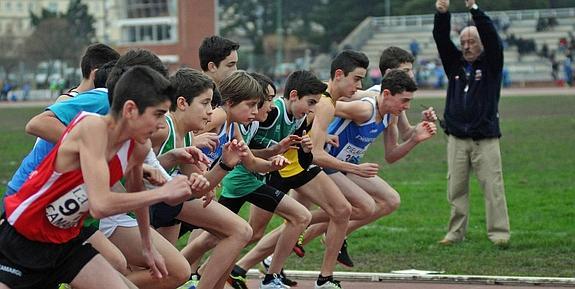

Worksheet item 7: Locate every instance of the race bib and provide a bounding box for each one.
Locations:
[45,184,89,229]
[335,143,366,164]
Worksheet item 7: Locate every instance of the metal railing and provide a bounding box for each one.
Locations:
[371,7,575,31]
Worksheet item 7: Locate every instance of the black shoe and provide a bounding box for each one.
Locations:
[337,239,354,268]
[226,271,248,289]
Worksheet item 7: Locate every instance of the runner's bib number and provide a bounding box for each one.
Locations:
[335,143,366,164]
[46,184,89,229]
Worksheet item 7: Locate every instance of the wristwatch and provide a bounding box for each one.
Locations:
[470,3,479,10]
[219,161,234,171]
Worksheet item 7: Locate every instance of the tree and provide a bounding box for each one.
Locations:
[0,32,21,82]
[23,0,96,85]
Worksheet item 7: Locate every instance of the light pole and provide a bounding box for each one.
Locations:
[275,0,283,70]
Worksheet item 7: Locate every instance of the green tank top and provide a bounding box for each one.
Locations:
[158,114,193,175]
[220,122,265,198]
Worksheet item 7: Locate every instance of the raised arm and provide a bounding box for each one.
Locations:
[468,0,504,72]
[433,0,462,77]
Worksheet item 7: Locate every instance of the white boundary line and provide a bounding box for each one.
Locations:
[247,269,575,287]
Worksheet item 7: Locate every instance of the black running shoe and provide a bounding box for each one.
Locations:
[337,239,354,268]
[226,271,248,289]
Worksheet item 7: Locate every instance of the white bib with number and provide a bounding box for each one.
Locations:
[45,184,89,229]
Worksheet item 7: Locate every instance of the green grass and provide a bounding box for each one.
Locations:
[1,95,574,277]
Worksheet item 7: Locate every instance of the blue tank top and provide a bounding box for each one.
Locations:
[326,97,390,164]
[200,120,234,167]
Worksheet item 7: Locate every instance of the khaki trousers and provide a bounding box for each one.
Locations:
[445,135,510,242]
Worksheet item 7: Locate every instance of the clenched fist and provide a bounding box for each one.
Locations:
[436,0,449,13]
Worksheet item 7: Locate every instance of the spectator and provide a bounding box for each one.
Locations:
[410,39,421,59]
[434,0,510,247]
[563,53,573,87]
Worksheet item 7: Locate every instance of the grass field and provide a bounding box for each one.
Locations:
[1,95,574,277]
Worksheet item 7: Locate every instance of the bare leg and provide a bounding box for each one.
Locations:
[109,226,190,289]
[70,255,130,289]
[178,199,252,289]
[266,195,311,274]
[155,223,181,245]
[87,230,130,276]
[345,174,400,233]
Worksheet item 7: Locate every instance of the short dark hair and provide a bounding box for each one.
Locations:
[380,69,418,95]
[106,49,168,104]
[283,70,327,99]
[111,66,174,117]
[199,36,240,71]
[249,72,276,108]
[379,46,415,73]
[211,86,222,108]
[169,68,215,111]
[219,70,262,107]
[80,43,120,79]
[330,50,369,79]
[94,60,117,88]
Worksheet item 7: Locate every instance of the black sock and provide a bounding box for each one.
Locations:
[190,271,201,280]
[263,273,276,284]
[317,274,333,285]
[232,265,247,277]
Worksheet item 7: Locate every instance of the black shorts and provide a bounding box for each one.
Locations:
[266,166,322,194]
[0,222,99,289]
[219,184,285,214]
[149,202,184,229]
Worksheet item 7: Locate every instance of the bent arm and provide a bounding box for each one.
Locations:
[311,99,357,173]
[383,116,419,164]
[25,110,66,143]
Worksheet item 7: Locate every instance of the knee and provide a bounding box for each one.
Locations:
[292,209,312,229]
[354,199,376,220]
[204,234,220,250]
[250,226,266,243]
[332,202,352,223]
[375,194,401,216]
[232,222,253,245]
[166,254,192,287]
[102,252,129,276]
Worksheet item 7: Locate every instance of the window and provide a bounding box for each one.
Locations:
[121,24,175,43]
[126,0,170,19]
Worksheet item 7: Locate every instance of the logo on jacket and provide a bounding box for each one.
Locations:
[475,69,482,81]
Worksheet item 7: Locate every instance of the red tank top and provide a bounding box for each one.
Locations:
[4,112,134,243]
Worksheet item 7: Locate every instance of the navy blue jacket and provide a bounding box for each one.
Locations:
[433,8,503,140]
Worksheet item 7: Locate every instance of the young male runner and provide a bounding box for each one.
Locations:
[0,66,192,289]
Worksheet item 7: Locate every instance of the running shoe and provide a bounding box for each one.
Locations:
[292,233,305,257]
[178,274,200,289]
[261,256,298,287]
[259,273,290,289]
[314,280,343,289]
[227,270,248,289]
[337,239,354,267]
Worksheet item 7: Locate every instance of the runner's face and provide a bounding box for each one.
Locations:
[336,67,366,97]
[212,50,238,84]
[133,100,170,144]
[292,94,320,118]
[397,62,415,79]
[229,98,259,125]
[255,85,275,122]
[184,89,213,131]
[385,90,413,115]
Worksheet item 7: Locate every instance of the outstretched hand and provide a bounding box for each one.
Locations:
[171,146,210,165]
[277,134,302,154]
[436,0,449,13]
[221,139,249,167]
